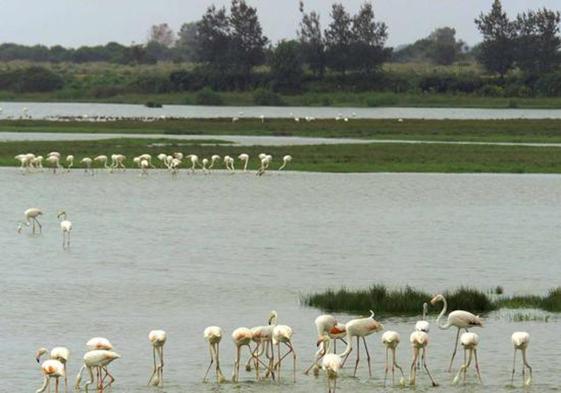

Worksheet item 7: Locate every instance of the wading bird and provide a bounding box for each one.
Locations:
[409,330,438,387]
[80,157,93,174]
[381,331,405,387]
[305,314,338,375]
[452,332,482,385]
[46,154,63,174]
[224,156,235,173]
[186,154,200,173]
[66,155,74,172]
[238,153,249,172]
[511,331,532,386]
[36,347,70,393]
[75,350,120,392]
[18,207,43,234]
[340,310,384,377]
[94,155,111,172]
[317,335,343,393]
[279,155,292,170]
[57,211,72,248]
[272,324,296,382]
[246,311,277,381]
[148,330,166,386]
[231,327,253,383]
[415,303,430,333]
[431,294,483,372]
[209,155,221,170]
[36,356,65,393]
[203,326,226,383]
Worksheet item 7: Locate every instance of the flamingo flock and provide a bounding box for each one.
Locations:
[33,299,534,393]
[14,152,293,176]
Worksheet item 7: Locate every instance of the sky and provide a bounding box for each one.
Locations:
[0,0,559,48]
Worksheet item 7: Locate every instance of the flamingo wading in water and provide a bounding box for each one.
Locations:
[18,208,43,234]
[381,331,405,387]
[511,331,532,386]
[431,294,483,372]
[452,332,482,385]
[203,326,226,383]
[36,347,69,393]
[148,330,166,386]
[75,350,120,392]
[57,211,72,248]
[36,357,65,393]
[409,330,438,387]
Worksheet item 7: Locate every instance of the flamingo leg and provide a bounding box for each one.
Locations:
[148,347,157,385]
[63,364,68,393]
[383,347,389,387]
[511,349,517,385]
[159,345,165,386]
[422,348,438,387]
[393,347,405,383]
[362,336,372,378]
[232,346,240,382]
[55,377,59,393]
[353,336,360,377]
[36,375,49,393]
[277,343,281,381]
[474,349,482,384]
[215,343,225,383]
[409,348,418,385]
[522,348,532,385]
[203,344,214,382]
[448,328,461,372]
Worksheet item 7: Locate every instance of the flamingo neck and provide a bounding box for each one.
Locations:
[436,297,450,329]
[339,334,353,358]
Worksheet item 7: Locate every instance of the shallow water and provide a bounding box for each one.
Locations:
[3,169,561,392]
[3,101,561,119]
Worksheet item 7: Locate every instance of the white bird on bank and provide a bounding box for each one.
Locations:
[279,155,292,170]
[80,157,93,174]
[65,155,74,172]
[57,210,72,248]
[209,155,221,170]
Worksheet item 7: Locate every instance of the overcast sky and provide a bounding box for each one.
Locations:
[0,0,559,48]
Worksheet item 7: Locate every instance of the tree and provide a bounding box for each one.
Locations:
[515,8,561,75]
[148,23,176,47]
[298,1,325,77]
[324,3,353,75]
[270,40,304,92]
[176,22,199,61]
[475,0,516,77]
[229,0,268,83]
[351,2,390,73]
[428,27,465,65]
[195,5,231,70]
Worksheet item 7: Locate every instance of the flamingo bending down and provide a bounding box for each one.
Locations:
[80,158,93,174]
[18,207,43,234]
[431,294,483,372]
[409,331,438,386]
[94,155,111,172]
[209,155,221,170]
[224,156,235,173]
[452,332,482,385]
[57,211,72,249]
[257,155,272,176]
[75,350,120,392]
[36,347,70,392]
[46,154,63,173]
[203,326,226,383]
[231,327,253,383]
[415,303,430,333]
[140,159,149,176]
[245,311,277,381]
[317,335,343,393]
[186,154,200,173]
[279,155,292,170]
[66,155,74,172]
[305,315,346,375]
[238,154,249,172]
[340,310,384,377]
[148,330,166,386]
[272,324,297,382]
[36,358,65,393]
[381,331,405,386]
[511,331,532,386]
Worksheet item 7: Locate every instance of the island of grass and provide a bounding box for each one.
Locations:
[3,137,561,174]
[301,285,561,316]
[4,118,561,144]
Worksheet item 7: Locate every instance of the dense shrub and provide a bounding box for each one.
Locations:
[88,85,126,98]
[130,74,171,94]
[535,71,561,97]
[195,87,224,105]
[253,88,284,106]
[0,66,65,92]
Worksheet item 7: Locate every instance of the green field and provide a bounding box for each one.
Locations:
[4,137,561,174]
[4,118,561,143]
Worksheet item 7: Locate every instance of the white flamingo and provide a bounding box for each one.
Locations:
[279,155,292,170]
[409,331,438,386]
[46,154,63,174]
[36,347,70,393]
[148,330,166,386]
[246,311,277,381]
[18,207,43,234]
[201,158,210,174]
[238,153,249,172]
[415,303,430,333]
[317,335,343,393]
[75,350,120,392]
[511,331,532,386]
[186,154,200,173]
[36,357,65,393]
[224,156,235,173]
[272,324,296,382]
[381,331,405,386]
[452,332,482,385]
[209,155,221,169]
[231,327,253,383]
[65,155,74,172]
[431,294,483,372]
[257,155,272,176]
[80,158,93,174]
[203,326,226,383]
[57,211,72,249]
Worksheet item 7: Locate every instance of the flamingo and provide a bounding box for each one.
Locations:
[305,315,345,375]
[140,159,149,176]
[36,357,65,393]
[511,331,532,386]
[231,327,253,383]
[415,303,430,333]
[36,347,70,393]
[173,152,184,160]
[15,153,33,173]
[18,207,43,234]
[209,155,221,169]
[111,154,126,172]
[169,158,182,175]
[139,153,155,168]
[133,156,141,168]
[201,158,210,174]
[317,335,343,393]
[272,324,296,382]
[224,156,235,173]
[431,294,483,372]
[452,332,482,385]
[85,337,115,387]
[257,155,272,176]
[409,331,438,386]
[57,211,72,249]
[94,155,110,172]
[148,330,166,386]
[246,311,277,381]
[66,155,74,172]
[381,331,405,387]
[279,155,292,170]
[46,154,63,174]
[32,155,44,171]
[157,153,169,168]
[203,326,226,383]
[75,350,120,392]
[186,154,200,173]
[340,310,384,377]
[80,158,93,174]
[238,153,249,172]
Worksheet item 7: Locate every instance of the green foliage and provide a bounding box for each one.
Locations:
[195,87,224,105]
[394,27,467,65]
[0,66,64,92]
[270,40,304,92]
[252,88,284,106]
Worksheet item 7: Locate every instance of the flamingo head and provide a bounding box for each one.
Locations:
[430,294,444,305]
[57,211,66,220]
[268,310,278,325]
[316,335,329,347]
[35,347,48,363]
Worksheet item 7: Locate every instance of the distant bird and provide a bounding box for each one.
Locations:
[209,155,221,170]
[259,115,265,123]
[94,155,111,172]
[224,156,235,173]
[57,211,72,248]
[32,155,44,171]
[317,335,343,393]
[36,347,70,393]
[415,303,430,333]
[201,158,210,174]
[279,155,292,170]
[139,153,155,168]
[340,310,384,377]
[18,207,43,234]
[186,154,200,173]
[173,152,184,160]
[231,327,253,383]
[66,155,74,172]
[140,159,150,176]
[157,153,169,168]
[148,330,166,387]
[409,331,438,387]
[36,356,65,393]
[111,154,126,172]
[80,157,93,174]
[272,324,296,382]
[305,314,338,375]
[452,332,482,385]
[46,154,63,174]
[431,294,483,372]
[511,331,532,386]
[238,154,249,172]
[257,155,272,176]
[75,350,120,392]
[203,326,226,383]
[381,331,405,387]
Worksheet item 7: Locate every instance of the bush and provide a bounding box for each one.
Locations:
[1,66,65,92]
[478,84,504,97]
[145,101,162,108]
[253,88,284,106]
[88,85,126,98]
[195,87,224,106]
[365,93,399,107]
[535,71,561,96]
[131,74,171,94]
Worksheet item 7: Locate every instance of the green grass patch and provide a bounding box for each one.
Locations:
[302,285,561,316]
